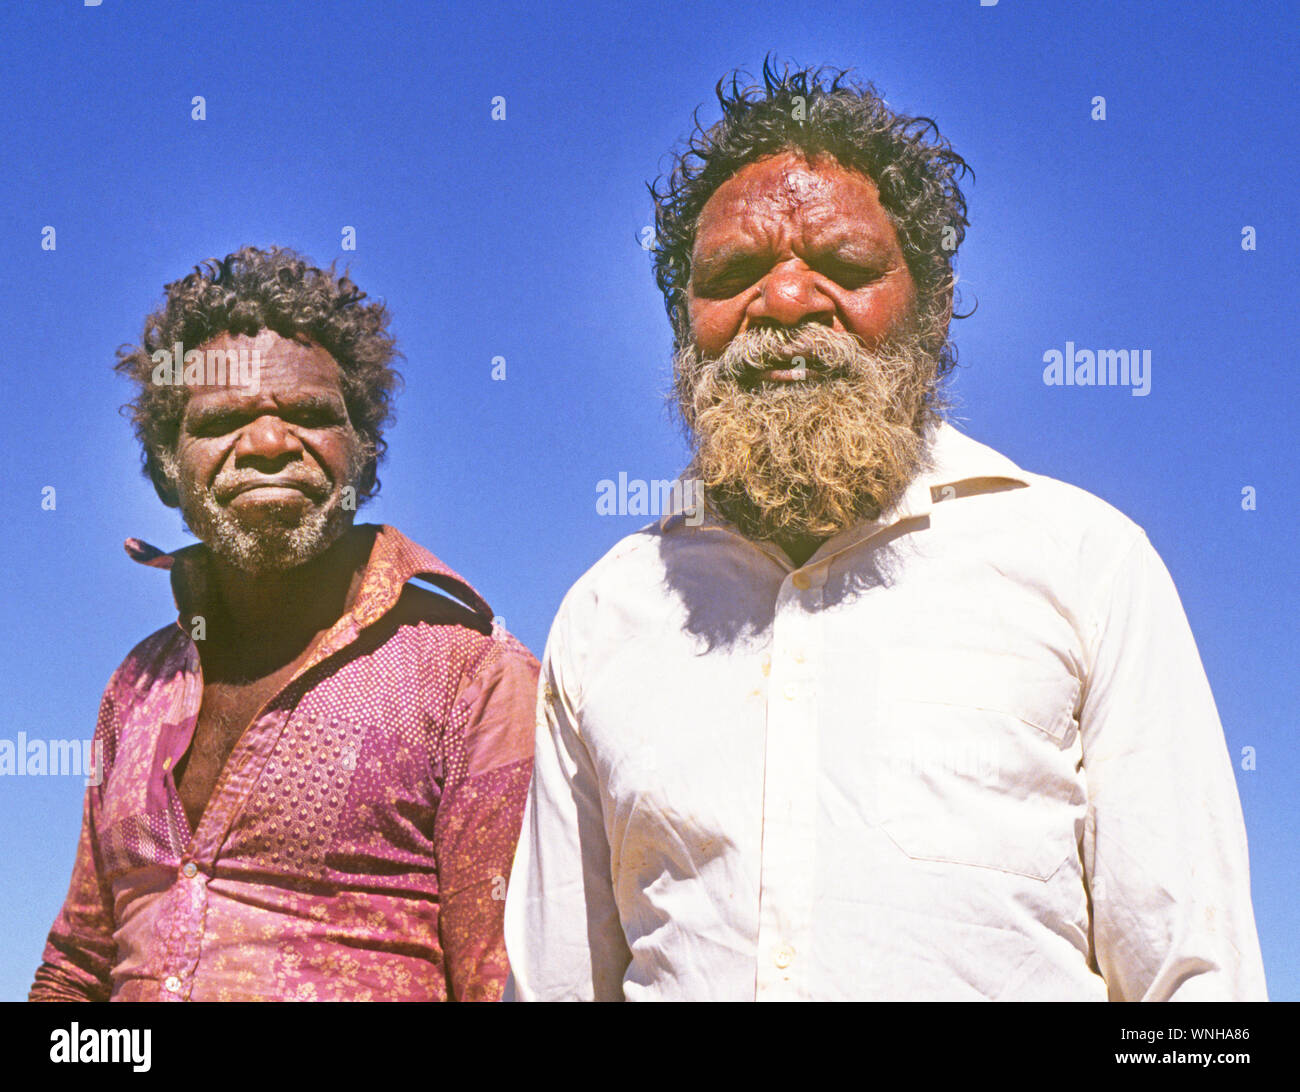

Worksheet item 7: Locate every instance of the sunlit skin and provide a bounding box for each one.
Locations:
[686,150,918,371]
[168,330,370,828]
[684,152,922,565]
[174,330,355,523]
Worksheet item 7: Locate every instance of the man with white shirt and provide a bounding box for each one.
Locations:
[504,62,1267,1001]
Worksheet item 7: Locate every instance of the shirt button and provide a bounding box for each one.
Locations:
[791,571,810,590]
[773,945,795,969]
[163,975,182,993]
[181,862,198,879]
[783,682,797,700]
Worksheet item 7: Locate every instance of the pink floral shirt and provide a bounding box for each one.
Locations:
[30,524,537,1002]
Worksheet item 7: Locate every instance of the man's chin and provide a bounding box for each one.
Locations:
[183,498,353,576]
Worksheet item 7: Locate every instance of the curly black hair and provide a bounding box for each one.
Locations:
[115,245,402,506]
[650,58,974,374]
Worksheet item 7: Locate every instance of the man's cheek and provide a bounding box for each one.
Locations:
[686,303,726,353]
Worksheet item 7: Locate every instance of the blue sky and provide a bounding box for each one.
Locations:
[0,0,1294,1000]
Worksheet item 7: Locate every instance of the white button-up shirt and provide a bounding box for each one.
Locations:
[504,422,1267,1001]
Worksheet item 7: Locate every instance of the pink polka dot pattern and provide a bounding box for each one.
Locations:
[29,524,538,1003]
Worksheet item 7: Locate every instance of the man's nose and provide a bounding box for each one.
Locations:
[234,415,304,465]
[747,261,834,329]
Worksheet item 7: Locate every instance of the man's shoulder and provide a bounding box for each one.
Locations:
[387,581,539,678]
[122,623,189,676]
[992,462,1144,543]
[97,623,191,717]
[550,523,670,621]
[362,521,535,655]
[939,426,1148,562]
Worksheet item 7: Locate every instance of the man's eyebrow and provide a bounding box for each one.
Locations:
[278,393,347,413]
[691,243,770,272]
[184,393,346,425]
[694,229,892,267]
[813,222,900,258]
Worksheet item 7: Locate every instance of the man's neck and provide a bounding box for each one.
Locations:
[774,533,827,569]
[200,524,374,677]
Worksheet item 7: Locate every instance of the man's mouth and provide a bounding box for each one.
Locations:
[737,359,838,387]
[222,478,323,502]
[750,366,810,382]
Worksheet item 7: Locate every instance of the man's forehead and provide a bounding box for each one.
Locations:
[203,329,336,364]
[183,331,344,404]
[185,372,339,401]
[750,156,844,207]
[694,152,890,249]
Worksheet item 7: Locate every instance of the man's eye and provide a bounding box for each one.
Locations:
[820,261,884,289]
[698,267,761,296]
[189,415,243,436]
[187,409,343,435]
[290,409,344,428]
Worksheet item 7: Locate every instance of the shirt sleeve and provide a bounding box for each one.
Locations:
[29,673,121,1002]
[503,606,632,1001]
[1079,530,1268,1001]
[435,638,537,1001]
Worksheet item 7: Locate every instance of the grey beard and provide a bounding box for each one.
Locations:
[672,322,945,542]
[162,451,361,575]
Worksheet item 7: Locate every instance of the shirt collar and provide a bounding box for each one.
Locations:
[884,419,1029,524]
[123,522,494,631]
[659,420,1030,551]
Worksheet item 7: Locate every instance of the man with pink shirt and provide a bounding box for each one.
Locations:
[30,246,536,1001]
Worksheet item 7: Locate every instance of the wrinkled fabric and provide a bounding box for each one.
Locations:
[32,524,537,1002]
[505,423,1267,1001]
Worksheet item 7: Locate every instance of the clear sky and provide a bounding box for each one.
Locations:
[0,0,1294,1000]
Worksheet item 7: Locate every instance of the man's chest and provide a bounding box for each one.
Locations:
[578,556,1090,883]
[98,633,456,875]
[175,666,300,830]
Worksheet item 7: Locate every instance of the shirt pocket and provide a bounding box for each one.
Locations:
[866,649,1085,881]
